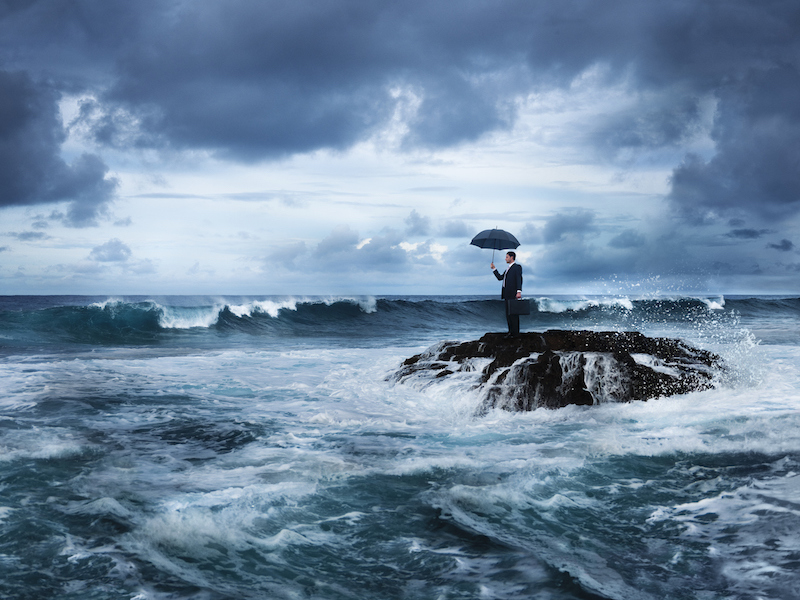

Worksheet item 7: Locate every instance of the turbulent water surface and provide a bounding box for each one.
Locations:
[1,295,799,600]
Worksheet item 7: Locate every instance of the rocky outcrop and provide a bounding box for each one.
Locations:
[391,330,722,412]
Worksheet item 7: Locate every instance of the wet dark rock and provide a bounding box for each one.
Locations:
[391,331,723,412]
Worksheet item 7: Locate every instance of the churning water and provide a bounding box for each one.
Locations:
[1,295,798,599]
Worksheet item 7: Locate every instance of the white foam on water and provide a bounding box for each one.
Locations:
[115,295,382,329]
[3,323,798,598]
[0,428,86,462]
[535,296,634,313]
[322,295,378,314]
[157,303,223,328]
[699,295,726,310]
[64,497,135,519]
[229,298,299,318]
[647,457,800,596]
[629,353,681,376]
[225,295,378,319]
[89,297,126,310]
[0,507,14,524]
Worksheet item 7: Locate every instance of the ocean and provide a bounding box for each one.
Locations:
[0,294,798,600]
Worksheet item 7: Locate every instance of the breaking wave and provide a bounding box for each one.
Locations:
[0,294,796,349]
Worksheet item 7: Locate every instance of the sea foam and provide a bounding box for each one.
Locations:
[535,296,634,313]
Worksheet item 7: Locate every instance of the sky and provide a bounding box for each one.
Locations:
[1,0,799,296]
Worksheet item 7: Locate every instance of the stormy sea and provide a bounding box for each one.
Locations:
[1,294,798,600]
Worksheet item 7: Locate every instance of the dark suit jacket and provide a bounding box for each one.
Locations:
[493,262,522,300]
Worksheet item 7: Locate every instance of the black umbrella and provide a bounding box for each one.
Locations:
[470,228,520,261]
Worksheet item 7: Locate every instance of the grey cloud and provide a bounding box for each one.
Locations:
[438,220,471,238]
[127,258,156,274]
[542,210,596,244]
[0,246,8,252]
[315,225,360,257]
[726,228,772,239]
[3,0,793,161]
[312,226,410,272]
[9,231,50,241]
[0,70,118,225]
[89,238,132,262]
[768,239,794,251]
[609,229,646,249]
[2,0,800,225]
[520,213,598,246]
[270,240,308,269]
[590,95,706,160]
[669,66,800,221]
[356,231,409,269]
[519,223,544,245]
[405,210,431,236]
[407,240,443,266]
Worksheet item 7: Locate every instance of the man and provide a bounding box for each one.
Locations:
[491,251,523,336]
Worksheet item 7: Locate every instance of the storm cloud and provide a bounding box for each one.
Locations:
[0,70,118,226]
[669,66,800,222]
[768,239,794,252]
[1,0,799,292]
[1,1,796,164]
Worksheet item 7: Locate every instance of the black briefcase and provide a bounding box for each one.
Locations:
[508,298,531,315]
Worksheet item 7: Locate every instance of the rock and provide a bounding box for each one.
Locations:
[391,330,723,412]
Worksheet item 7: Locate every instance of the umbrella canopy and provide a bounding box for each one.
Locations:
[470,228,520,250]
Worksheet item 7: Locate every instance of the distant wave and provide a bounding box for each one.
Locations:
[0,294,797,348]
[89,296,380,330]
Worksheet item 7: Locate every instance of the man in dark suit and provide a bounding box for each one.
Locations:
[491,251,523,336]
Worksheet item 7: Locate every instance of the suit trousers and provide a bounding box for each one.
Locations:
[504,299,520,335]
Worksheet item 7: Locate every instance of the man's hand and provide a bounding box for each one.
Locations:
[516,291,522,299]
[490,262,495,270]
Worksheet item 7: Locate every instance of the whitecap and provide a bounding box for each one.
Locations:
[89,297,126,310]
[535,296,633,313]
[158,303,223,328]
[699,295,726,310]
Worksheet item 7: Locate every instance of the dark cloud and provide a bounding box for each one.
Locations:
[2,0,795,164]
[725,228,772,239]
[768,239,794,251]
[438,220,472,238]
[405,210,431,236]
[89,238,131,262]
[609,229,646,249]
[9,231,50,241]
[669,66,800,221]
[2,0,800,243]
[0,70,118,225]
[519,223,544,245]
[520,212,598,246]
[542,210,596,244]
[590,95,706,161]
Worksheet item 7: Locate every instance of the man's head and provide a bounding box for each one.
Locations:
[505,251,516,263]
